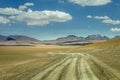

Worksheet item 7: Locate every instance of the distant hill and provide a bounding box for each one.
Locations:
[56,35,84,42]
[0,35,6,41]
[85,34,109,40]
[0,35,40,46]
[6,35,40,42]
[57,34,109,42]
[113,35,120,39]
[41,34,110,45]
[0,34,119,46]
[0,35,40,42]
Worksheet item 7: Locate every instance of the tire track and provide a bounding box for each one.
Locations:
[80,57,90,80]
[80,57,99,80]
[76,55,82,80]
[31,56,70,80]
[30,53,120,80]
[43,58,72,80]
[61,55,78,80]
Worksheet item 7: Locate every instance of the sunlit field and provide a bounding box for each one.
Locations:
[0,38,120,80]
[0,45,76,79]
[1,0,120,79]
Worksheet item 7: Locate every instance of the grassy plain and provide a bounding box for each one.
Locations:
[0,38,120,79]
[71,38,120,73]
[0,45,76,79]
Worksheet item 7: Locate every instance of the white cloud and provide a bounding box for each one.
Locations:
[0,16,10,24]
[9,9,72,26]
[68,0,111,6]
[94,16,109,20]
[86,15,92,19]
[111,28,120,32]
[0,8,22,15]
[24,2,34,6]
[0,2,72,26]
[19,2,34,11]
[87,15,120,25]
[102,19,120,25]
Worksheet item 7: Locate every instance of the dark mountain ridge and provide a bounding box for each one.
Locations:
[0,35,41,46]
[0,35,40,42]
[41,34,111,45]
[0,34,119,45]
[85,34,109,40]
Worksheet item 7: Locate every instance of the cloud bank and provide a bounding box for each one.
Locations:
[9,9,72,26]
[87,15,120,25]
[0,2,72,26]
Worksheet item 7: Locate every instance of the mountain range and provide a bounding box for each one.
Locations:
[0,34,120,45]
[42,34,111,45]
[0,35,39,41]
[0,35,40,46]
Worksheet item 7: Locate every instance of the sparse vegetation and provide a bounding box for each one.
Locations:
[0,38,120,80]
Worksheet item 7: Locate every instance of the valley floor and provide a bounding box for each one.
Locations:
[1,52,120,80]
[31,53,120,80]
[0,42,120,80]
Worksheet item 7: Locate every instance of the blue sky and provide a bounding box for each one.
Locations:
[0,0,120,40]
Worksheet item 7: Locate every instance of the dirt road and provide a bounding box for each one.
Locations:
[31,53,120,80]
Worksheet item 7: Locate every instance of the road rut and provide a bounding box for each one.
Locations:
[31,53,120,80]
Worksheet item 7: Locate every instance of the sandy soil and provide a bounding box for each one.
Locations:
[30,53,120,80]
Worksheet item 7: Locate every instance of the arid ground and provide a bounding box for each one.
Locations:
[0,38,120,80]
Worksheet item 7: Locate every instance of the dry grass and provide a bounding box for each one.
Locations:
[57,38,120,72]
[0,45,75,79]
[0,45,74,64]
[0,38,120,79]
[77,38,120,73]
